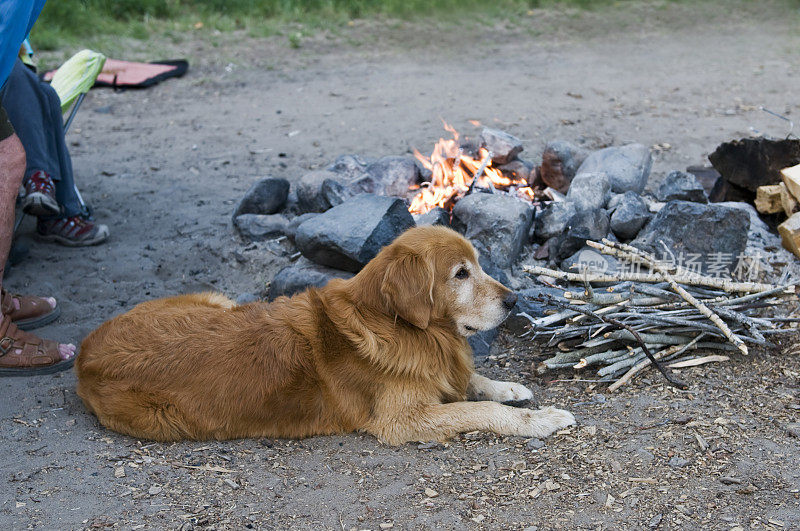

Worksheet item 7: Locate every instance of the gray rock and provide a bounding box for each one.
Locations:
[295,194,415,272]
[283,188,299,214]
[468,328,499,359]
[284,213,318,242]
[232,177,290,218]
[566,172,611,212]
[268,257,354,300]
[534,201,577,241]
[452,193,534,269]
[312,155,423,204]
[326,154,385,195]
[557,209,610,260]
[413,207,450,227]
[497,159,534,182]
[233,214,289,241]
[346,173,385,195]
[668,456,690,468]
[320,178,355,208]
[561,246,620,274]
[526,439,545,450]
[366,156,422,197]
[606,193,626,212]
[717,201,782,250]
[610,191,651,240]
[686,165,721,194]
[539,236,561,266]
[576,143,653,193]
[479,128,523,165]
[478,254,510,286]
[235,292,260,305]
[648,514,663,529]
[656,170,708,203]
[295,170,342,213]
[505,286,563,335]
[717,202,800,278]
[540,140,590,193]
[327,154,370,179]
[631,201,750,274]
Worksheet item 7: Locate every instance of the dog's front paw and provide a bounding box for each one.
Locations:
[500,381,534,403]
[517,406,576,439]
[483,380,534,403]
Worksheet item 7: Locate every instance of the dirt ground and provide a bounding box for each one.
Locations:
[2,3,800,529]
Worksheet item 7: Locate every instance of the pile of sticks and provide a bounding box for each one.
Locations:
[521,239,799,391]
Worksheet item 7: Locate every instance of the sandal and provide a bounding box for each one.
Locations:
[1,289,61,330]
[0,314,75,376]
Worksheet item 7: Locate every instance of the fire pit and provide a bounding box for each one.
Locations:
[408,123,538,214]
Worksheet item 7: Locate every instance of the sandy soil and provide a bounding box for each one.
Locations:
[2,4,800,529]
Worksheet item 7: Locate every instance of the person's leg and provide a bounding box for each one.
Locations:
[0,108,26,284]
[41,72,82,217]
[36,84,110,245]
[0,105,75,369]
[1,60,59,183]
[3,60,109,245]
[1,60,60,216]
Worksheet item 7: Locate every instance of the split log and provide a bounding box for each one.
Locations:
[752,181,798,217]
[781,183,799,217]
[755,184,784,214]
[778,212,800,259]
[781,163,800,201]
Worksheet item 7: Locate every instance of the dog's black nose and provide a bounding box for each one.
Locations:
[502,292,517,310]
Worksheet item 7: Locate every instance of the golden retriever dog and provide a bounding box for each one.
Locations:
[77,226,575,444]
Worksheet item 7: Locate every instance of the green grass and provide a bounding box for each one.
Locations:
[29,0,800,55]
[27,0,644,50]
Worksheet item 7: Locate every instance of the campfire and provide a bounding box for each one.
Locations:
[408,123,538,215]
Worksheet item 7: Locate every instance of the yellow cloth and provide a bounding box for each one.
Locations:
[48,49,106,113]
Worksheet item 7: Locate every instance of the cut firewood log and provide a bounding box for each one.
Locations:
[781,183,799,217]
[755,184,784,214]
[782,163,800,201]
[778,211,800,259]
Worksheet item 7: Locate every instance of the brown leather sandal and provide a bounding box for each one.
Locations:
[1,289,61,331]
[0,314,74,376]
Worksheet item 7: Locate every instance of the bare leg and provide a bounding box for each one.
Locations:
[0,133,74,360]
[0,133,25,284]
[467,373,534,403]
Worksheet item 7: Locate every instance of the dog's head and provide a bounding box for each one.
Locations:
[371,226,517,336]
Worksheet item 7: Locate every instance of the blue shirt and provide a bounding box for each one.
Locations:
[0,0,46,88]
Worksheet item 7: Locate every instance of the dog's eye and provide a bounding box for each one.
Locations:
[455,267,469,279]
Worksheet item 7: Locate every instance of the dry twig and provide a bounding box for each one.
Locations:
[588,240,748,355]
[536,294,688,389]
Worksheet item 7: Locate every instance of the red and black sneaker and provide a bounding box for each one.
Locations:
[37,215,110,247]
[22,170,60,216]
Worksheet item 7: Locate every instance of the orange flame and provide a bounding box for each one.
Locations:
[409,123,531,214]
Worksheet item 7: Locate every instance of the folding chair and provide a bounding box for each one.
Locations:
[46,48,106,217]
[13,47,106,232]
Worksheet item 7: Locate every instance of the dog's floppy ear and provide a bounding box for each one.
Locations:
[380,246,434,329]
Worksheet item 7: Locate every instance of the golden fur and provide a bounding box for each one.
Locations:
[77,226,574,444]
